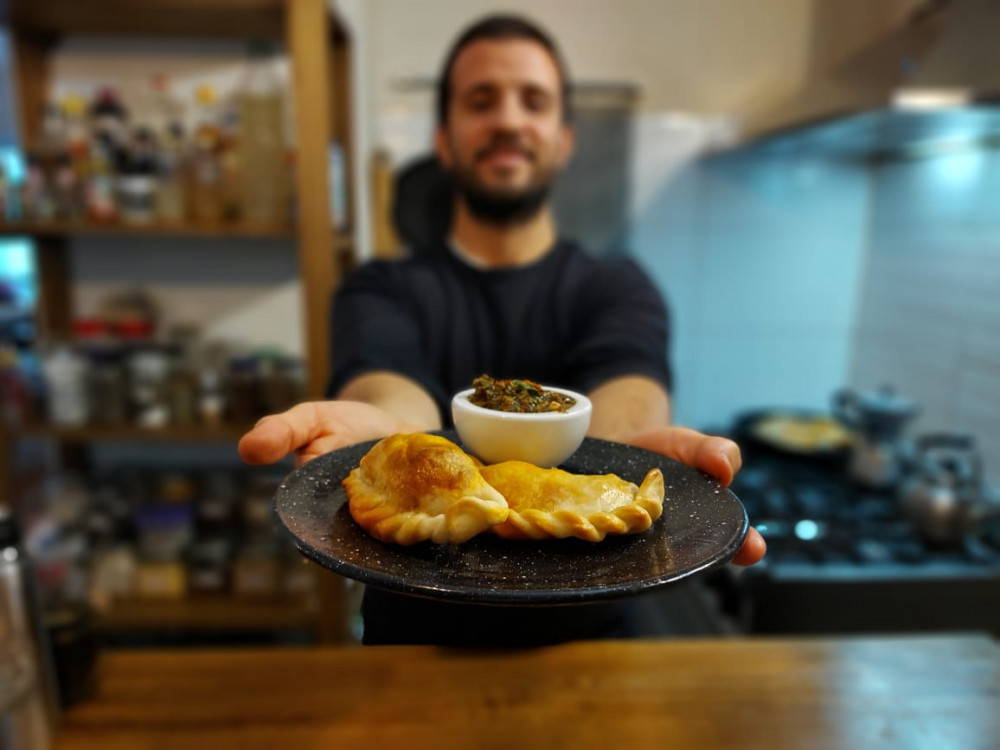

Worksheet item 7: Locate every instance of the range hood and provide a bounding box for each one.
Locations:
[729,0,1000,160]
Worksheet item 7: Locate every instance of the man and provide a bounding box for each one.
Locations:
[240,14,765,645]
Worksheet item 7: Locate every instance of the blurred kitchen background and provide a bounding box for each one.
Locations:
[2,0,1000,711]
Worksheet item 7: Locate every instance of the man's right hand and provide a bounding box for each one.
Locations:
[240,373,443,467]
[238,400,423,467]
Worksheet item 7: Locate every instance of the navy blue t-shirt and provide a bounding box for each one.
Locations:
[327,240,673,646]
[329,239,672,419]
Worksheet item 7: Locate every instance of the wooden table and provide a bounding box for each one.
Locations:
[55,634,1000,750]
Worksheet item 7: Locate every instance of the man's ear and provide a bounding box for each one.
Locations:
[434,127,453,168]
[556,124,576,168]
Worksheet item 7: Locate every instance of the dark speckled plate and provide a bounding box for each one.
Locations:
[273,430,749,606]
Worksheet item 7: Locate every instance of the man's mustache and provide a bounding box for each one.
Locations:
[474,136,536,163]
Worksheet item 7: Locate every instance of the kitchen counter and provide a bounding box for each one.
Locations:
[55,634,1000,750]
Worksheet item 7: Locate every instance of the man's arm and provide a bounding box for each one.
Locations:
[586,374,671,442]
[336,371,443,431]
[239,371,441,467]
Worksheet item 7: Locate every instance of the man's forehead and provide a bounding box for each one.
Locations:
[449,38,561,93]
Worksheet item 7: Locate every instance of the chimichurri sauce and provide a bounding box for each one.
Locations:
[469,375,576,414]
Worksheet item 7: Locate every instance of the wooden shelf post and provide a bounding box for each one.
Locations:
[286,0,349,644]
[287,0,339,402]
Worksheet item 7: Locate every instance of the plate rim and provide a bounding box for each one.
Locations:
[273,432,750,606]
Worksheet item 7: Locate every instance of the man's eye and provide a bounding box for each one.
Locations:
[524,91,552,112]
[466,96,494,112]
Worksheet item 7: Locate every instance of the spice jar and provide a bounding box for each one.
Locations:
[126,347,169,429]
[226,355,260,423]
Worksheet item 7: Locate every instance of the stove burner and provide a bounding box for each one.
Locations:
[733,457,1000,572]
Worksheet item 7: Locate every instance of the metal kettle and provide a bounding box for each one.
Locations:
[833,385,921,489]
[898,433,1000,547]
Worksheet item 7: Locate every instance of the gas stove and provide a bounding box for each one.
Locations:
[721,454,1000,637]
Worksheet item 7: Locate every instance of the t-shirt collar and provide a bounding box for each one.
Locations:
[447,237,491,269]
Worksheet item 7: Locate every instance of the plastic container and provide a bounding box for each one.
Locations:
[236,41,288,224]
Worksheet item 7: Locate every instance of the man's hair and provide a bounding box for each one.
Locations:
[435,14,573,126]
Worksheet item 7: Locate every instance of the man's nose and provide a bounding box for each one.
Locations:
[491,93,528,130]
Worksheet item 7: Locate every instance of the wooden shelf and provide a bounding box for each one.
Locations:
[18,422,257,443]
[0,219,296,240]
[6,0,287,39]
[94,595,317,632]
[3,0,352,642]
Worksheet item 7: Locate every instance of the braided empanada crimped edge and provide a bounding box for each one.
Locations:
[344,467,509,545]
[491,468,665,542]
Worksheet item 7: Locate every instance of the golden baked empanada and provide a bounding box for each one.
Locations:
[343,433,509,545]
[480,461,664,542]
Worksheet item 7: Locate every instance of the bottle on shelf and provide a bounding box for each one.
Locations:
[146,75,188,223]
[116,127,159,226]
[225,354,260,424]
[87,88,128,165]
[235,40,288,225]
[155,121,189,223]
[187,85,225,224]
[145,74,185,145]
[61,95,91,189]
[218,91,243,222]
[74,317,128,426]
[86,90,129,222]
[21,154,56,222]
[197,365,226,428]
[52,152,85,221]
[27,103,77,221]
[85,135,118,223]
[165,346,199,427]
[39,343,89,427]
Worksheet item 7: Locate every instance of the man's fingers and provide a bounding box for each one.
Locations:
[627,426,742,486]
[238,402,325,465]
[238,416,294,464]
[731,527,767,566]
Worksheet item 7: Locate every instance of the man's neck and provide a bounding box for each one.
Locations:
[450,201,556,268]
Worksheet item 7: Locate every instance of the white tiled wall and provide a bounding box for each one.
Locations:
[631,116,870,430]
[852,149,1000,484]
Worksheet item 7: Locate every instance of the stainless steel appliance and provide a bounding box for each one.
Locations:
[833,386,920,489]
[899,433,1000,546]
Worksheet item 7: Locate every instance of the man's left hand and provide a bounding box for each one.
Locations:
[626,426,766,566]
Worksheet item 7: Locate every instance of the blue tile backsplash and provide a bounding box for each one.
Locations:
[854,149,1000,484]
[630,115,1000,483]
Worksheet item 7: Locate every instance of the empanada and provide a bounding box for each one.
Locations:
[480,461,664,542]
[343,433,509,545]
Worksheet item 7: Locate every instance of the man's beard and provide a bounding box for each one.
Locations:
[447,135,555,227]
[455,178,551,227]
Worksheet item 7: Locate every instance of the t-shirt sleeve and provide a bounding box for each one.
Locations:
[326,263,447,416]
[562,258,673,396]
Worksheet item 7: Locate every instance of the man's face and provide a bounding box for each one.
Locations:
[436,38,575,224]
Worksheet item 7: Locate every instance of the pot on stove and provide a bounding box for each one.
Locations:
[833,385,920,489]
[898,433,1000,547]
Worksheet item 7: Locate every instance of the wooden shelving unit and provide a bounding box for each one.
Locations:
[0,220,297,239]
[18,422,258,443]
[4,0,348,398]
[1,0,354,644]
